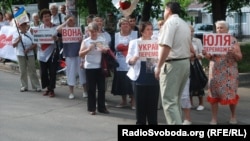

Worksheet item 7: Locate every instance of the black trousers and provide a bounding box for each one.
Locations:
[39,55,58,91]
[134,84,160,125]
[85,68,106,112]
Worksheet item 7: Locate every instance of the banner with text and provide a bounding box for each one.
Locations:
[62,27,82,43]
[203,33,232,54]
[138,40,158,73]
[33,28,55,44]
[138,40,158,59]
[0,26,17,61]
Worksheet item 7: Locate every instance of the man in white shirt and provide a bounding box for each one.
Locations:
[155,1,191,125]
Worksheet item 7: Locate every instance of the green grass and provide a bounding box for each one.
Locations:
[201,43,250,73]
[238,43,250,73]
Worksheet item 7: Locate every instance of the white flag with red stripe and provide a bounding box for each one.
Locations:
[112,0,139,17]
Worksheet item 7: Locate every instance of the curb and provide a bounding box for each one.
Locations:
[1,62,250,86]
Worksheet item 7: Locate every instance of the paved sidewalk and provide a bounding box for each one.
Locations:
[0,62,250,125]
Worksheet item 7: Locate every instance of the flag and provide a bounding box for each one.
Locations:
[112,0,139,17]
[14,7,29,25]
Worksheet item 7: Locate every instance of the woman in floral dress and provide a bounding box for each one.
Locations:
[202,20,242,125]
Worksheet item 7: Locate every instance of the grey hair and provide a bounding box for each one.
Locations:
[87,22,99,31]
[49,3,58,10]
[32,13,39,18]
[215,20,229,30]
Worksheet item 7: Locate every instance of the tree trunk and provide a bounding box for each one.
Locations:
[66,0,78,25]
[37,0,50,11]
[211,0,228,31]
[86,0,97,15]
[140,1,152,22]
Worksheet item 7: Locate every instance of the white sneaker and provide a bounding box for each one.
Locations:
[35,88,41,92]
[183,120,192,125]
[82,92,88,98]
[20,87,28,92]
[69,94,74,99]
[196,105,205,111]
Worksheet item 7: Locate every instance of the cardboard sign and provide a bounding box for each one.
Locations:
[0,26,17,61]
[62,27,82,43]
[33,28,55,44]
[138,40,158,60]
[203,33,232,54]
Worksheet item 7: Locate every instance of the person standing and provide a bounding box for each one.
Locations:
[38,9,60,97]
[202,20,242,125]
[56,15,87,99]
[111,17,137,109]
[93,15,112,105]
[59,4,66,15]
[154,2,191,125]
[189,25,205,111]
[128,14,140,37]
[0,12,8,29]
[50,3,66,58]
[12,22,41,92]
[127,21,159,125]
[79,22,110,115]
[50,3,66,26]
[181,43,196,125]
[30,13,41,29]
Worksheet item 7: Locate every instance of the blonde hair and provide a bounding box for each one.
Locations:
[87,22,99,31]
[118,17,129,27]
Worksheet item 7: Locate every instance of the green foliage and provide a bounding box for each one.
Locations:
[162,0,192,20]
[77,0,163,23]
[238,43,250,73]
[198,0,250,13]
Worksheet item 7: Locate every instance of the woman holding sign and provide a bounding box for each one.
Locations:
[79,22,110,115]
[202,20,242,125]
[126,21,159,125]
[38,9,60,97]
[56,15,87,100]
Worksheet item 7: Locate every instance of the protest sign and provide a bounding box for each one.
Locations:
[138,40,158,73]
[62,27,82,43]
[33,28,55,44]
[203,33,232,54]
[0,26,17,61]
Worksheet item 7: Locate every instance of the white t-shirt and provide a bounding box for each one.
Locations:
[82,36,108,69]
[12,31,34,56]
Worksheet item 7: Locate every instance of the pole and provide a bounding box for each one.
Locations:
[66,0,78,25]
[7,0,28,60]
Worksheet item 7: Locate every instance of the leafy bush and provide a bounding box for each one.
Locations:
[238,43,250,73]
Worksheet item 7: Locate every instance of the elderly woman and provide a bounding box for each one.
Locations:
[12,22,41,92]
[202,20,242,125]
[111,17,138,109]
[79,22,110,115]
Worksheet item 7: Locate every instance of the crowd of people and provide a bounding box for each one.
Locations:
[0,1,243,125]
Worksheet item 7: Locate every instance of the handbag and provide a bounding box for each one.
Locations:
[189,58,208,92]
[101,49,119,77]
